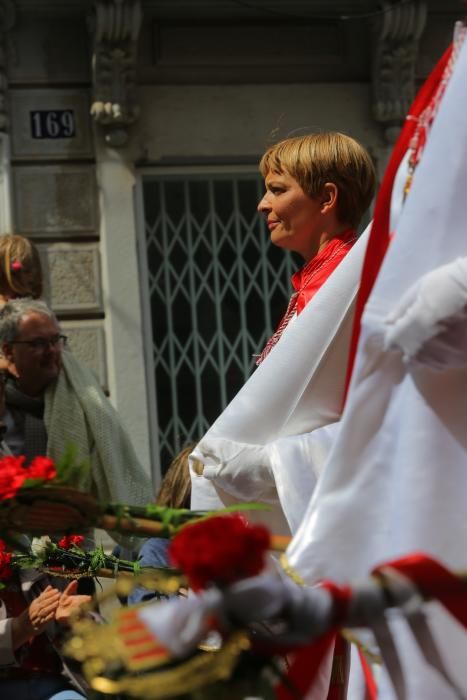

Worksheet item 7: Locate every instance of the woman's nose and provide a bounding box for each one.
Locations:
[257,193,271,213]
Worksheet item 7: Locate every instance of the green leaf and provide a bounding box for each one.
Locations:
[14,555,38,569]
[132,560,142,576]
[22,477,47,489]
[89,545,107,573]
[54,442,91,487]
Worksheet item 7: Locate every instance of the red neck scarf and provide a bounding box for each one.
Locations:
[257,229,356,365]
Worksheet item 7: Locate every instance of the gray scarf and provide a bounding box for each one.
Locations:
[5,380,48,462]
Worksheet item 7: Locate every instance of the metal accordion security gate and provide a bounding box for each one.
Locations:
[139,168,295,473]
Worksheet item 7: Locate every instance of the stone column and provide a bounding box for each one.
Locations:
[95,143,156,483]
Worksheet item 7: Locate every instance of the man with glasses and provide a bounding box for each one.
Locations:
[0,300,65,459]
[0,297,153,512]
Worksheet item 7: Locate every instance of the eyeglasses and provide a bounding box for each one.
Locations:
[11,334,68,350]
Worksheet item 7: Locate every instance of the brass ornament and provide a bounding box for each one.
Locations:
[90,633,250,699]
[64,593,250,700]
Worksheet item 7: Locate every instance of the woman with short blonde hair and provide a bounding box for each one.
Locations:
[259,131,375,229]
[256,131,375,362]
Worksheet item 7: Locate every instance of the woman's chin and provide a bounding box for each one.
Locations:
[270,230,291,249]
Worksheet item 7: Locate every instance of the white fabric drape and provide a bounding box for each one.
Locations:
[191,228,369,534]
[287,35,467,700]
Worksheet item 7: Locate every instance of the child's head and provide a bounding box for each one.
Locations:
[156,443,196,509]
[0,234,43,300]
[259,132,376,228]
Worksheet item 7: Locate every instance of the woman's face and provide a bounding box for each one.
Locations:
[257,170,324,260]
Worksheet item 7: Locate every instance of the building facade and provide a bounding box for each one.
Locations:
[0,0,460,483]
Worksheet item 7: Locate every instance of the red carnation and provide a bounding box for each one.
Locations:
[0,454,57,502]
[168,514,271,591]
[0,539,14,581]
[28,456,57,482]
[0,455,28,500]
[58,534,85,550]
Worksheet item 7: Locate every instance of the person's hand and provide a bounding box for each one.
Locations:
[11,585,61,648]
[384,257,467,368]
[55,580,92,626]
[195,438,277,501]
[222,575,333,645]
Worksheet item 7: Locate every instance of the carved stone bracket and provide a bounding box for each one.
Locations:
[0,0,15,133]
[372,0,427,145]
[91,0,142,147]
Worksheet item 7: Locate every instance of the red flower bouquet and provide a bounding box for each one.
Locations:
[168,514,270,591]
[58,534,85,550]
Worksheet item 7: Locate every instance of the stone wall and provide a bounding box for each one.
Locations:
[6,9,107,381]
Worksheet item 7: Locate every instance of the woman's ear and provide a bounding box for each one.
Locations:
[320,182,338,214]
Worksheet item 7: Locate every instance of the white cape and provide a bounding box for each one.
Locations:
[191,228,369,535]
[288,36,467,700]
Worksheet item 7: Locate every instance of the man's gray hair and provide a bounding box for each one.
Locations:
[0,298,58,343]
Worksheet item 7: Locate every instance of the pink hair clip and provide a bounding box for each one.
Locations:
[11,260,22,271]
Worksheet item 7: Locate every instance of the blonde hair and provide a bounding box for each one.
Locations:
[156,443,196,509]
[259,132,376,228]
[0,234,43,299]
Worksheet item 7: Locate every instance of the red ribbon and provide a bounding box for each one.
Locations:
[275,582,351,700]
[276,552,467,700]
[358,647,378,700]
[275,630,338,700]
[373,552,467,628]
[358,552,467,699]
[342,43,454,404]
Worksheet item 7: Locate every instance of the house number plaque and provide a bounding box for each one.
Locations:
[30,110,76,139]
